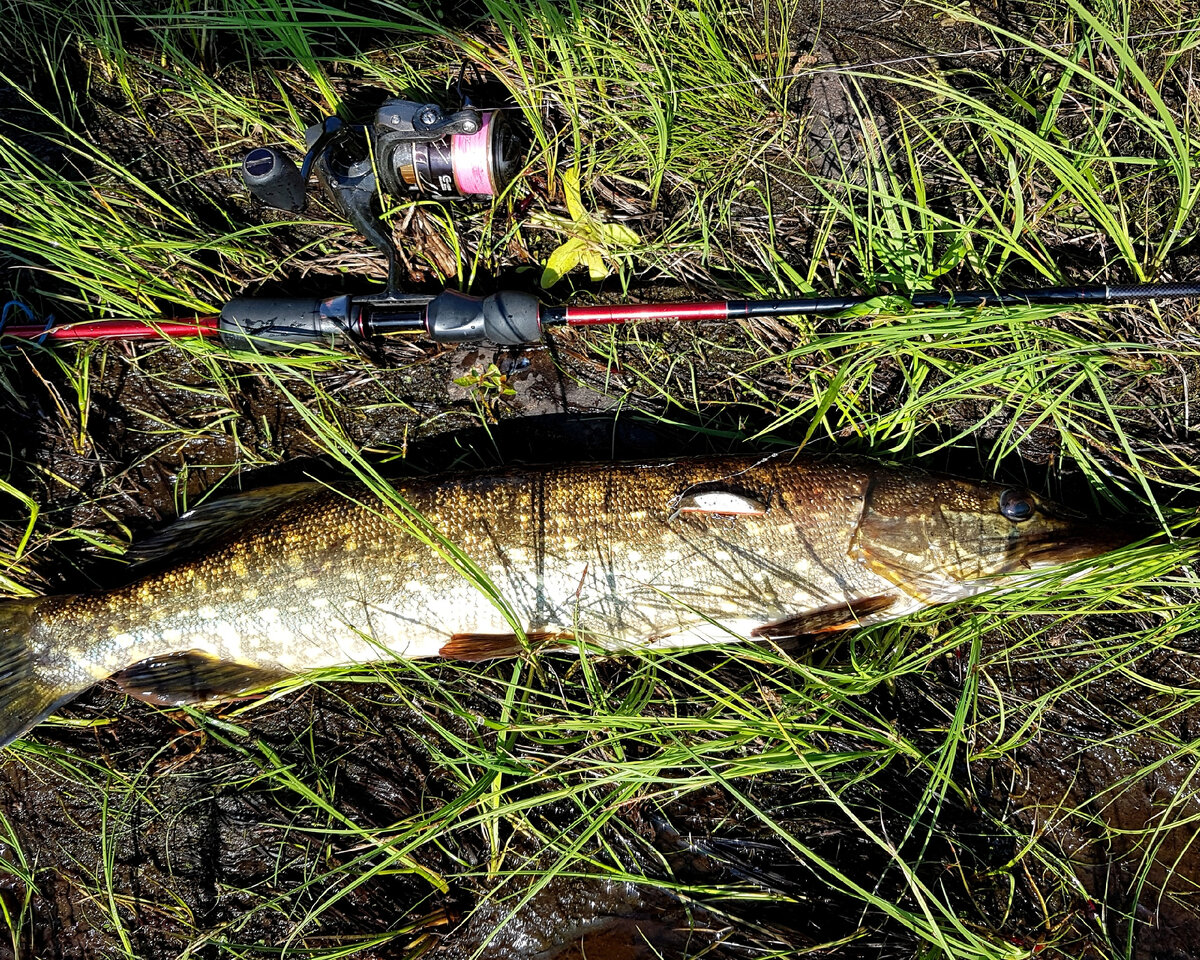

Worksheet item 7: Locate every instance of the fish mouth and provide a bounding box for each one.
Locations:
[1006,521,1155,571]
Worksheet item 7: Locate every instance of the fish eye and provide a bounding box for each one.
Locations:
[999,489,1036,522]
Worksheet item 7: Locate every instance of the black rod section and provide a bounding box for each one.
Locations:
[727,283,1200,319]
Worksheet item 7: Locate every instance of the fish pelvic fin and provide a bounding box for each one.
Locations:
[439,631,574,662]
[750,594,898,639]
[0,600,90,748]
[111,651,293,706]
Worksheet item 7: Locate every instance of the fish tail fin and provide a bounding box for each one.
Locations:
[0,600,84,748]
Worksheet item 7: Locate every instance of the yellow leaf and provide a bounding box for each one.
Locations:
[562,167,587,223]
[541,236,588,287]
[539,168,638,287]
[600,222,640,247]
[585,249,608,281]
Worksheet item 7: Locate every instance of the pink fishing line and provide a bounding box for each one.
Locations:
[451,111,497,195]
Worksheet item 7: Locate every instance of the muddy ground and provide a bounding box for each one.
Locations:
[2,0,1200,957]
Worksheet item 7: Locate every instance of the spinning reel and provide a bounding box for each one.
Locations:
[240,71,522,292]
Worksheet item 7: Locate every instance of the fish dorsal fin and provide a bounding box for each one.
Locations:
[439,631,574,662]
[110,651,293,706]
[669,489,767,521]
[750,595,897,638]
[127,483,323,566]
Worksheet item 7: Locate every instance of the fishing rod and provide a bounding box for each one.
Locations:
[3,281,1199,352]
[4,66,1197,352]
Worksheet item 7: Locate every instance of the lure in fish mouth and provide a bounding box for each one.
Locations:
[0,454,1149,747]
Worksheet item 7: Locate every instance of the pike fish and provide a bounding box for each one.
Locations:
[0,454,1140,746]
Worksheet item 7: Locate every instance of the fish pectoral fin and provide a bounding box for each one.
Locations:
[111,650,293,706]
[439,631,574,662]
[750,595,897,638]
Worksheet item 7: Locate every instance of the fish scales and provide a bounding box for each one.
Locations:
[0,454,1140,746]
[38,457,880,670]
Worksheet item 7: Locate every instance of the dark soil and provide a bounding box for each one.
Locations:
[2,0,1199,958]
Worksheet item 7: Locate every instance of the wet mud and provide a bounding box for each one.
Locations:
[0,650,1060,960]
[2,0,1200,957]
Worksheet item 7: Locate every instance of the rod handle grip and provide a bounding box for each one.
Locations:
[219,296,356,352]
[426,289,542,344]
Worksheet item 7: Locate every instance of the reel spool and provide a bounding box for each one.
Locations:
[241,74,522,290]
[373,99,521,200]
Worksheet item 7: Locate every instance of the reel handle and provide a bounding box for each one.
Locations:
[241,148,307,212]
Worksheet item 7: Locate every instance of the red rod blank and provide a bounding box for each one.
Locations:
[563,301,730,326]
[0,317,221,341]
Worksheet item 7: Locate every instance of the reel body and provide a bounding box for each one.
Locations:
[241,92,521,289]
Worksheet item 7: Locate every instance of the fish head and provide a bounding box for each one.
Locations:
[849,470,1145,603]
